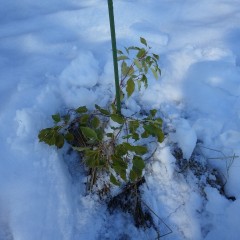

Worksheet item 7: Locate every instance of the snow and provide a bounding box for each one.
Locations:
[1,0,240,239]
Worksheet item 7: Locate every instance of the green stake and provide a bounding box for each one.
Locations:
[108,0,121,114]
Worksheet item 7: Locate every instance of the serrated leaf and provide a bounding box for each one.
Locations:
[52,114,61,123]
[80,127,98,140]
[95,104,110,116]
[140,37,147,46]
[76,106,88,113]
[55,134,64,148]
[126,78,135,98]
[64,132,74,142]
[151,67,158,80]
[111,114,125,124]
[110,174,121,186]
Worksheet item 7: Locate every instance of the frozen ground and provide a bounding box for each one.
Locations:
[0,0,240,239]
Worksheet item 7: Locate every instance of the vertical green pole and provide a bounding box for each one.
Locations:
[108,0,121,114]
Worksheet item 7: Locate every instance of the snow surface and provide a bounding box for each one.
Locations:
[1,0,240,239]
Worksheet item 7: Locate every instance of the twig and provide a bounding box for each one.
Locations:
[142,200,173,238]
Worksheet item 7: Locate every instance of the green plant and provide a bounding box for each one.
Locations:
[38,38,163,192]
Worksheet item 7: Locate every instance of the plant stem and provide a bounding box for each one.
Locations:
[108,0,121,114]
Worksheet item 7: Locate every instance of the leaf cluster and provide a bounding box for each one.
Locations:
[117,37,161,98]
[38,38,163,192]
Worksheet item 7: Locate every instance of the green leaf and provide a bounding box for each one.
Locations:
[64,132,74,142]
[126,78,135,98]
[91,116,100,128]
[129,120,140,133]
[115,144,128,156]
[143,124,156,136]
[111,114,125,124]
[95,128,104,141]
[151,67,158,80]
[76,106,88,113]
[132,156,145,176]
[111,103,117,113]
[80,114,89,125]
[153,53,159,61]
[38,128,56,146]
[80,127,98,140]
[117,50,123,55]
[141,131,149,138]
[122,134,132,140]
[38,128,51,141]
[132,133,139,141]
[85,150,99,167]
[55,134,64,148]
[129,170,138,182]
[150,109,157,117]
[155,118,163,125]
[117,55,129,61]
[52,114,61,123]
[64,114,70,123]
[157,130,165,143]
[120,89,124,101]
[132,145,148,155]
[112,155,128,169]
[134,59,142,69]
[121,143,147,155]
[143,124,164,142]
[137,48,146,58]
[106,133,114,138]
[95,104,110,116]
[141,74,148,89]
[140,37,147,46]
[121,61,129,76]
[112,156,127,181]
[110,174,121,186]
[128,66,135,76]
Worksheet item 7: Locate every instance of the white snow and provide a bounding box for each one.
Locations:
[1,0,240,239]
